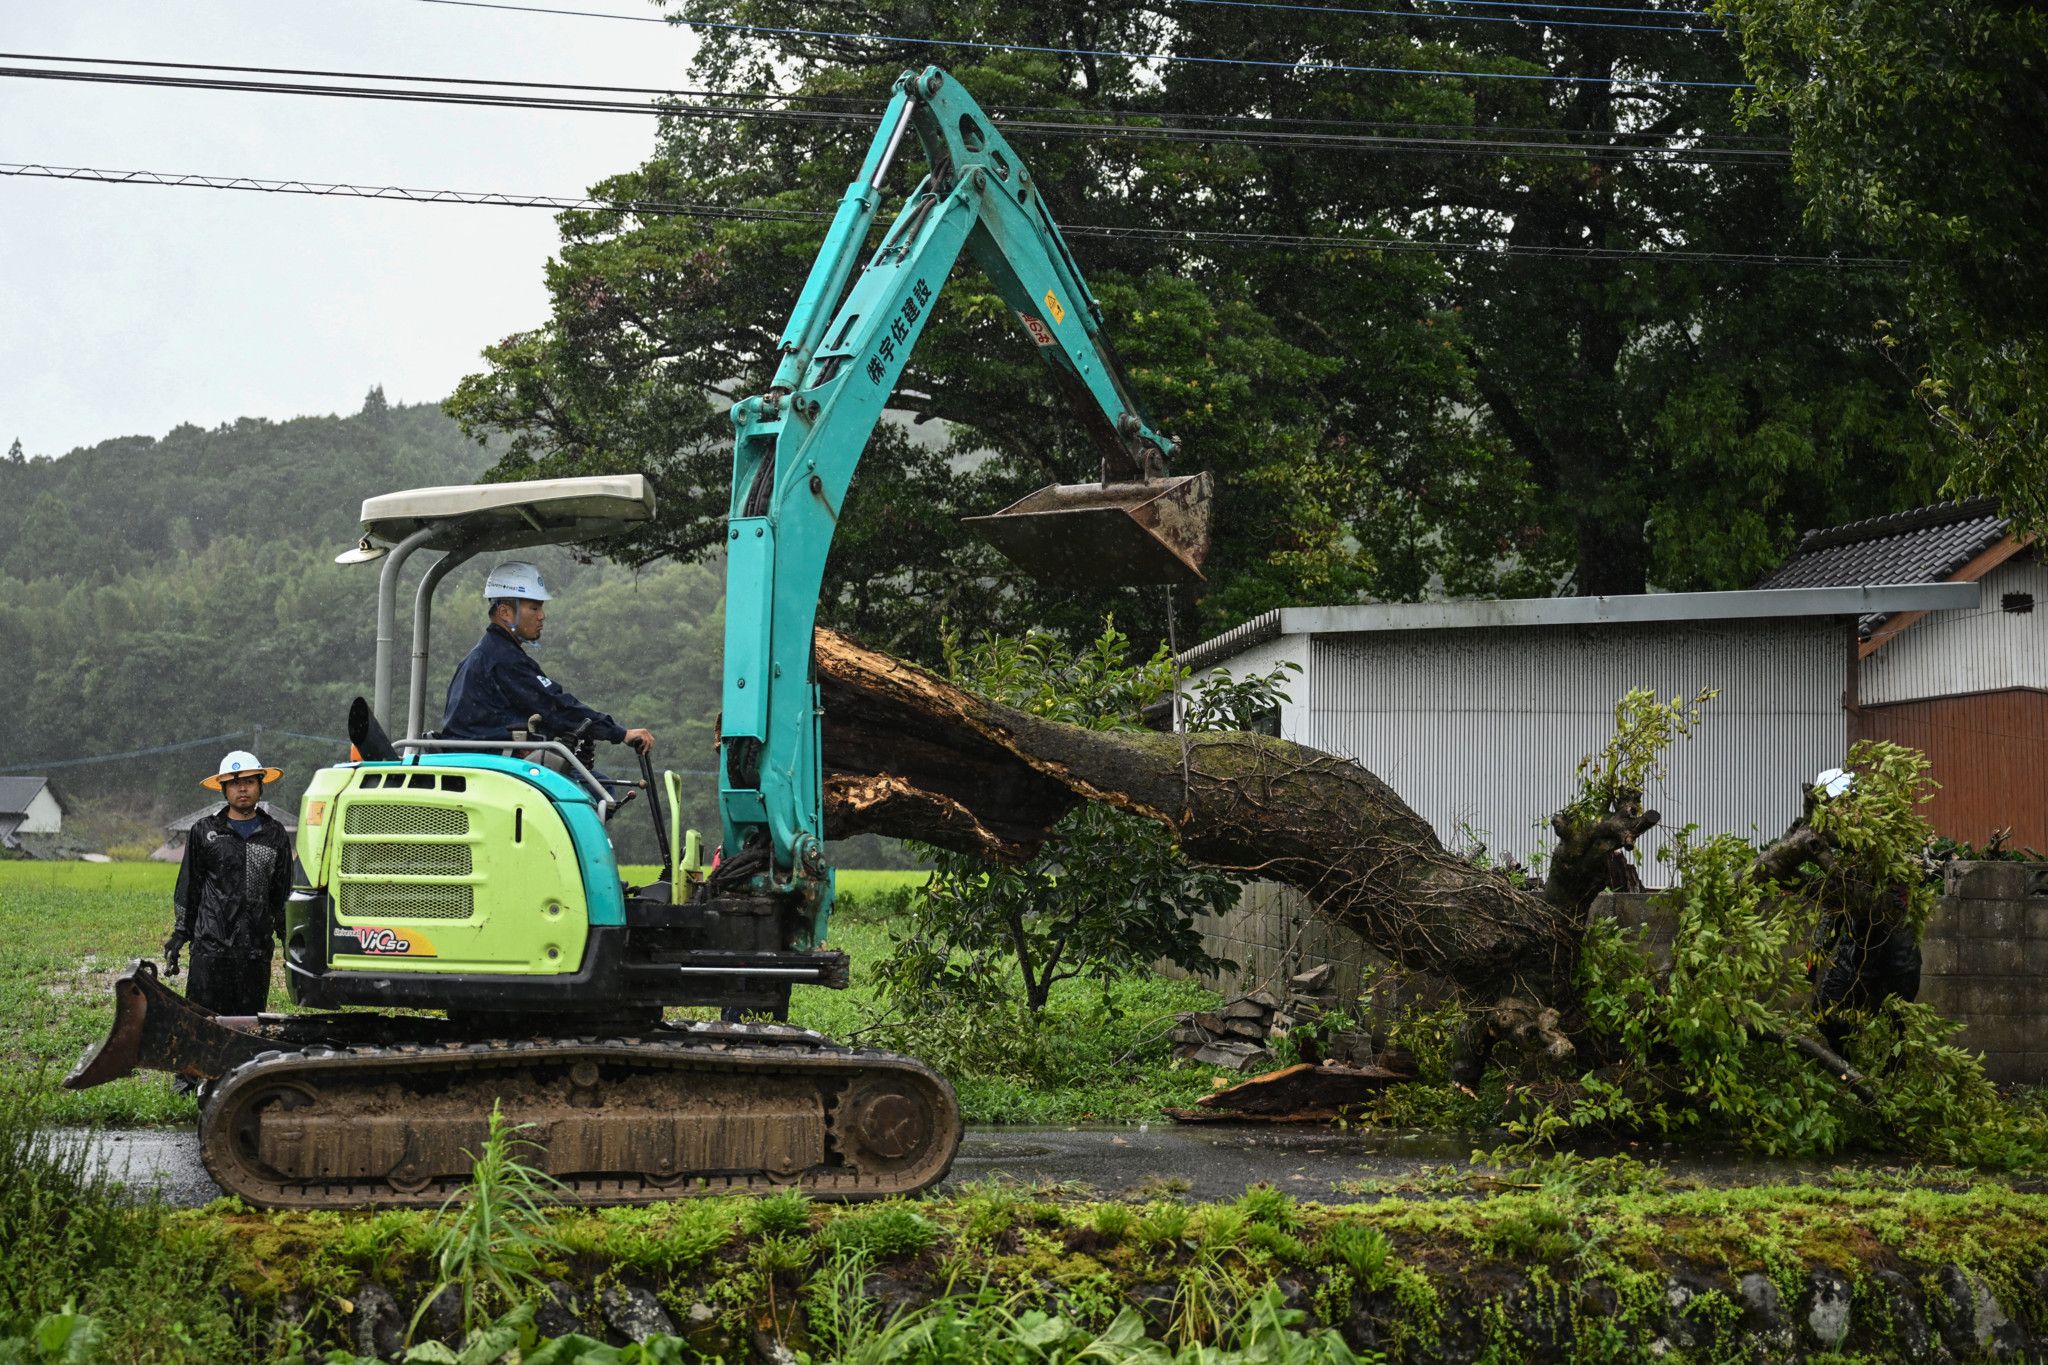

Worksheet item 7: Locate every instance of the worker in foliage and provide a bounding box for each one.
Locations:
[1804,767,1923,1055]
[440,561,656,756]
[164,750,294,1017]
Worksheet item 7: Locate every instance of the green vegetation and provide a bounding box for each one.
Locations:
[0,862,203,1125]
[410,1104,570,1340]
[0,863,1234,1128]
[0,1079,245,1362]
[6,1100,2046,1365]
[447,0,1952,641]
[0,398,910,867]
[1721,0,2048,530]
[1519,723,2048,1167]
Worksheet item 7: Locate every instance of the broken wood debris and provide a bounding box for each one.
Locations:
[1168,964,1343,1071]
[1171,1058,1416,1122]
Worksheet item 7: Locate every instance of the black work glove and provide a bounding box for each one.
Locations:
[163,932,189,977]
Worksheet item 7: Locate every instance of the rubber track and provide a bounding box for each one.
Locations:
[198,1023,961,1210]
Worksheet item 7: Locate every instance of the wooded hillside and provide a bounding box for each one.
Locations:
[0,394,731,859]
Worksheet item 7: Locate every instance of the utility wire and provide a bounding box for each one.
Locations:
[414,0,1753,90]
[10,52,1791,146]
[1172,0,1722,34]
[0,160,1903,268]
[0,64,1788,163]
[0,728,347,775]
[0,730,720,776]
[423,0,1722,28]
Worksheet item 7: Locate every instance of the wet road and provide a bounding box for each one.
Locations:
[71,1123,1817,1207]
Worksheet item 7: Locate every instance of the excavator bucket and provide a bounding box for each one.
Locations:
[965,471,1213,587]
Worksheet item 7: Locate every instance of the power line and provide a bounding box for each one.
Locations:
[1076,220,1895,266]
[0,160,1902,267]
[0,728,347,775]
[0,161,825,220]
[11,52,1790,146]
[414,0,1753,90]
[1172,0,1722,34]
[420,0,1723,27]
[0,63,1789,163]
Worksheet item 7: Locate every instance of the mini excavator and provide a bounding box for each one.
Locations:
[68,66,1212,1209]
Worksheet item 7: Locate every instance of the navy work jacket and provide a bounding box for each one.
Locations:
[440,623,627,744]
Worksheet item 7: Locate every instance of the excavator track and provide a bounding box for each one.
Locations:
[199,1024,961,1210]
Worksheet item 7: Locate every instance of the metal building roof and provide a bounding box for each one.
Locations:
[1755,498,2012,635]
[1177,583,1981,671]
[0,776,53,817]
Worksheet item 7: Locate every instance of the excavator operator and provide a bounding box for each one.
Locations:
[441,561,656,756]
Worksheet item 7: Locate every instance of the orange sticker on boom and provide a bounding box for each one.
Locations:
[1042,289,1066,324]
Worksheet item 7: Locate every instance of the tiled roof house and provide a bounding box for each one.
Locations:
[1758,498,2046,847]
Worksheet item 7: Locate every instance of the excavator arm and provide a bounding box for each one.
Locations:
[718,66,1208,940]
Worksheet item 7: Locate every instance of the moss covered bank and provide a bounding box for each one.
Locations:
[129,1178,2041,1363]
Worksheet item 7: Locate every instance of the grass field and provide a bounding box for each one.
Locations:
[0,862,1228,1127]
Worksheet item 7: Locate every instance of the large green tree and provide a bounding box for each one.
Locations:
[448,0,1945,647]
[1719,0,2048,526]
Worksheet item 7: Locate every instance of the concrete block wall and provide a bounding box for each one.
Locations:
[1184,863,2048,1085]
[1922,861,2048,1086]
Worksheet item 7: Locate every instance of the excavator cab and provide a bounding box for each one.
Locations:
[294,472,845,1015]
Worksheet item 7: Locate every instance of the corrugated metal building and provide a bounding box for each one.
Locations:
[1757,500,2046,848]
[1179,584,1974,878]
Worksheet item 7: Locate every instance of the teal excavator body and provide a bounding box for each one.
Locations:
[66,66,1211,1210]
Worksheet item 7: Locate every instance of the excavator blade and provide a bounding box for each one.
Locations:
[64,960,271,1089]
[965,471,1212,587]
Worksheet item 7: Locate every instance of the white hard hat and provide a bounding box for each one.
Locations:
[484,561,551,602]
[1812,767,1855,798]
[203,750,282,790]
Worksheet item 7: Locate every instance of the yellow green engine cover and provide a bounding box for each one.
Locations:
[297,762,598,975]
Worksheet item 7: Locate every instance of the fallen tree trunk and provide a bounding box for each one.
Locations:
[814,629,1600,1007]
[815,629,1904,1108]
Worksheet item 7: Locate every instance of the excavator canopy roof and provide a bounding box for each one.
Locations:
[360,474,655,552]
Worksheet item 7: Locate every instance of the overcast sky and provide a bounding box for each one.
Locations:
[2,1,698,459]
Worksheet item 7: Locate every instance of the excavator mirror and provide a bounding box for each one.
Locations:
[964,470,1212,587]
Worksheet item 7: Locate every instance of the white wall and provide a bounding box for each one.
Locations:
[18,787,62,835]
[1296,618,1851,878]
[1861,553,2048,706]
[1191,634,1313,736]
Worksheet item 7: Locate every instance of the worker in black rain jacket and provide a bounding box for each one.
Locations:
[441,561,656,755]
[164,750,295,1017]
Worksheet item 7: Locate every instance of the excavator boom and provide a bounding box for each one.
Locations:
[718,66,1212,935]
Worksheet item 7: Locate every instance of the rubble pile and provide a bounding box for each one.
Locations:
[1168,963,1336,1071]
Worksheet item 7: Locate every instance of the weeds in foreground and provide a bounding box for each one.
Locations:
[803,1275,1373,1365]
[409,1103,569,1342]
[0,1075,249,1361]
[0,1302,103,1362]
[348,1276,1378,1365]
